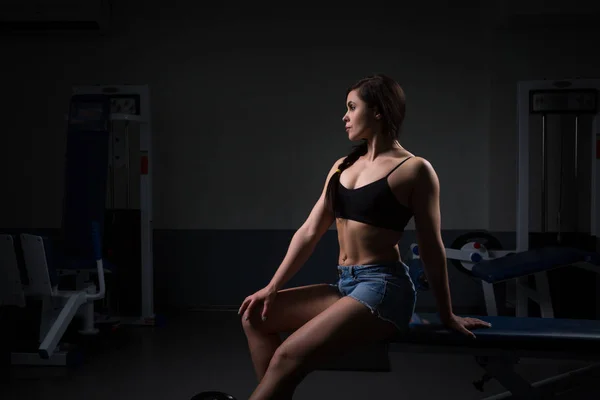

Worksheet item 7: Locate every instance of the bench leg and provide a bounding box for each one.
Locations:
[478,357,600,400]
[477,356,541,400]
[514,273,554,318]
[482,282,498,316]
[534,272,554,318]
[515,277,529,317]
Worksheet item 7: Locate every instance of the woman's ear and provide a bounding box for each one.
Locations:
[373,107,382,119]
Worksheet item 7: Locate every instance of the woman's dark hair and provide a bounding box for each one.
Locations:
[324,74,407,212]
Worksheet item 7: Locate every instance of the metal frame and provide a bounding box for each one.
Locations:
[72,84,154,325]
[517,79,600,252]
[390,341,600,400]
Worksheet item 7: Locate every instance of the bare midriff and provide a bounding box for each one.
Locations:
[335,218,403,266]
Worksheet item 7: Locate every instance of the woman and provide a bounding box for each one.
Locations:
[239,74,491,399]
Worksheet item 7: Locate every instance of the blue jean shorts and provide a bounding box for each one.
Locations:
[329,262,417,333]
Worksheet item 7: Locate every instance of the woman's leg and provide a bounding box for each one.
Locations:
[241,283,342,382]
[248,296,400,400]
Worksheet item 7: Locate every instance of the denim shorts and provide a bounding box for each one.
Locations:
[329,262,417,333]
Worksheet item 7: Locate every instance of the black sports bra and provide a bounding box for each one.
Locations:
[334,157,414,232]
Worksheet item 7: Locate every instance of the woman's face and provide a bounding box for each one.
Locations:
[342,89,380,141]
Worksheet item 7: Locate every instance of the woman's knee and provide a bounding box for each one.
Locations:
[241,312,263,333]
[241,308,276,335]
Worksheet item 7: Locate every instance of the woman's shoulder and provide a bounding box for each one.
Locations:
[390,150,432,171]
[407,155,433,169]
[388,152,438,187]
[392,148,432,168]
[408,156,439,189]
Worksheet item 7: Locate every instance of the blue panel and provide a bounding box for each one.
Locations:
[471,247,600,283]
[61,94,110,267]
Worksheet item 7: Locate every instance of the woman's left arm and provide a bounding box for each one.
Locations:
[410,158,491,337]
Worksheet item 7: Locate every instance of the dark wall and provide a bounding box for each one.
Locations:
[1,2,599,315]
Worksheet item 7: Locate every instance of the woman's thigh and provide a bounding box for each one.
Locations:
[243,283,342,335]
[272,295,399,371]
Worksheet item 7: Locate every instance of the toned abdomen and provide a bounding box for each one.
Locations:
[335,218,403,266]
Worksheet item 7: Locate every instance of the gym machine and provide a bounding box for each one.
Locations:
[1,94,112,365]
[71,84,155,326]
[0,85,154,367]
[410,78,600,318]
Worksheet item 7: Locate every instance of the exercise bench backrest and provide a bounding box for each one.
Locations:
[0,234,26,307]
[19,234,56,296]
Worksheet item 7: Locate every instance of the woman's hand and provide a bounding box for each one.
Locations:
[442,314,492,339]
[238,285,278,322]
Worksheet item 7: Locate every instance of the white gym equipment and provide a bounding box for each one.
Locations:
[1,224,105,366]
[410,78,600,318]
[72,84,155,326]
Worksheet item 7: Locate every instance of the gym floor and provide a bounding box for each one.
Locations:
[1,310,598,400]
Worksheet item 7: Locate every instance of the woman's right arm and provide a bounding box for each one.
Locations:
[267,158,344,291]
